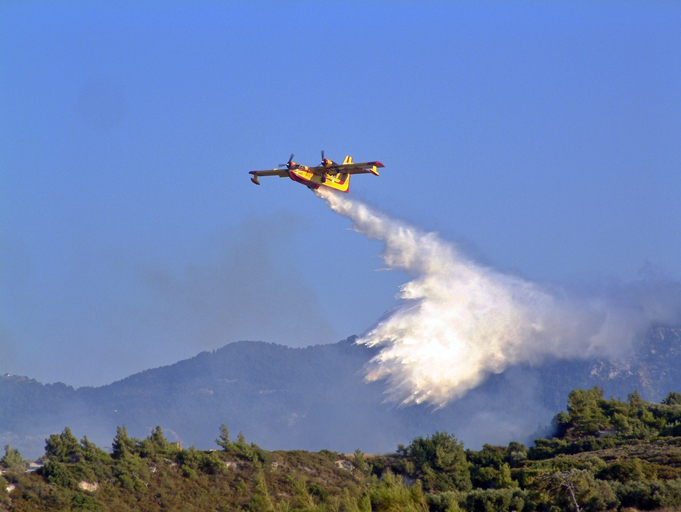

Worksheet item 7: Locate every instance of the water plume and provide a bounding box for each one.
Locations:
[315,188,681,407]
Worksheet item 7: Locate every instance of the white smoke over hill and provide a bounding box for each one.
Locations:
[316,188,681,408]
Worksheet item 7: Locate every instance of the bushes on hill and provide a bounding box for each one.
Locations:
[552,386,681,442]
[393,431,472,493]
[4,387,681,511]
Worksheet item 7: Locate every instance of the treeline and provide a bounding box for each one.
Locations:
[3,388,681,511]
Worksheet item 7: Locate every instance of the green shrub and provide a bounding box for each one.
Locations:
[615,479,681,510]
[40,460,74,487]
[369,471,429,512]
[181,464,198,480]
[398,432,472,492]
[617,480,663,510]
[71,492,103,512]
[463,488,529,512]
[1,445,23,470]
[597,458,648,483]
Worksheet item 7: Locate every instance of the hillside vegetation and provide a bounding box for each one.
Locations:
[4,328,681,460]
[4,387,681,511]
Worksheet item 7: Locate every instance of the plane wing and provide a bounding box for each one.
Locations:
[310,161,385,176]
[339,161,385,175]
[249,169,289,185]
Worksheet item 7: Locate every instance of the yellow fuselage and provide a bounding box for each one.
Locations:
[289,168,350,193]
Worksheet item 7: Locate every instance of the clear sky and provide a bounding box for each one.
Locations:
[1,1,680,388]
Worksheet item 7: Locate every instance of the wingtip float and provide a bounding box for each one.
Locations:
[249,151,385,193]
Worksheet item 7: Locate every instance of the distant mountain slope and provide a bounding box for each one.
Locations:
[536,327,681,409]
[79,337,391,452]
[3,329,681,459]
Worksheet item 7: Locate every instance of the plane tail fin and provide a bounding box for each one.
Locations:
[338,156,352,192]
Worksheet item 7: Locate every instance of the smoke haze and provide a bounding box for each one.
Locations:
[316,188,681,407]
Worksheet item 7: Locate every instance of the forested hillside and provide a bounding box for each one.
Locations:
[3,328,681,460]
[4,387,681,511]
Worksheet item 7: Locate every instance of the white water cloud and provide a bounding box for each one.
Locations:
[316,188,681,407]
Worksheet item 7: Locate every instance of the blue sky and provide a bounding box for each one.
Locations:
[1,1,680,387]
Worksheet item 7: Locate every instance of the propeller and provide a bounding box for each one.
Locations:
[279,154,294,169]
[320,150,330,168]
[319,150,328,182]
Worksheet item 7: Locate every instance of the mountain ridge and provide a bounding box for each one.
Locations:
[3,329,681,459]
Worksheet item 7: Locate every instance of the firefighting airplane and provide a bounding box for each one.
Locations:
[249,151,384,193]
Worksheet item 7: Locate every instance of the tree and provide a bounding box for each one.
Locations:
[45,427,83,463]
[496,463,516,489]
[80,435,110,463]
[139,426,171,458]
[628,390,645,409]
[506,442,527,468]
[538,469,619,512]
[111,425,136,459]
[216,424,232,451]
[663,391,681,406]
[565,388,609,437]
[538,470,583,512]
[1,445,23,470]
[354,448,368,475]
[400,431,471,492]
[236,431,247,446]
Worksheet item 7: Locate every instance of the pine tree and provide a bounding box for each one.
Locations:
[216,424,232,451]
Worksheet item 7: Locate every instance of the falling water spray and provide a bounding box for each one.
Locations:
[315,188,681,407]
